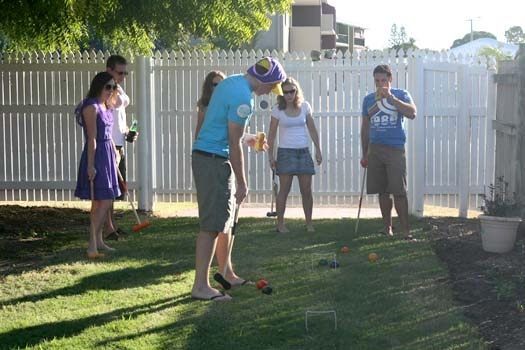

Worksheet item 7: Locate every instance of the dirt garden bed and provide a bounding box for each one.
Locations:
[426,216,525,349]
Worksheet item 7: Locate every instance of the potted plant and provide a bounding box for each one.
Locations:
[479,176,522,253]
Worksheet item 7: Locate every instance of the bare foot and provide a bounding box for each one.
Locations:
[382,226,394,236]
[227,277,254,287]
[86,251,104,259]
[401,233,417,241]
[276,226,289,233]
[222,272,254,287]
[97,243,116,251]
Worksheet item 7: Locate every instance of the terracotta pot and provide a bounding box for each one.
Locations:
[479,215,522,253]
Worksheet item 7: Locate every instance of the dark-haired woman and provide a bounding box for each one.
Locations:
[74,71,121,258]
[194,70,226,139]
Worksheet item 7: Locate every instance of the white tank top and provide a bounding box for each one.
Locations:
[272,101,312,148]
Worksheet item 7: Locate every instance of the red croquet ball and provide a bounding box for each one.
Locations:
[256,280,268,289]
[341,246,350,253]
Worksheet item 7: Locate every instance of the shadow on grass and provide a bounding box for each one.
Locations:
[0,295,194,349]
[2,263,186,307]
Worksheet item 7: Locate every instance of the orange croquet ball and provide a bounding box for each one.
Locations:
[368,252,378,262]
[341,246,350,253]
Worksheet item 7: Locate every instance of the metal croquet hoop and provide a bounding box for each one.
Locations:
[305,310,337,331]
[311,252,338,271]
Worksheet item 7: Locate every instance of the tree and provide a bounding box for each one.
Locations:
[505,26,525,44]
[0,0,292,55]
[478,46,514,61]
[388,24,417,52]
[450,31,496,49]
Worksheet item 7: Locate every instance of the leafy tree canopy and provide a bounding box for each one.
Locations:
[388,24,418,52]
[450,31,496,49]
[504,26,525,44]
[478,46,514,61]
[0,0,292,55]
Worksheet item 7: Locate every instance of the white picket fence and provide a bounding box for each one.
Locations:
[0,49,497,217]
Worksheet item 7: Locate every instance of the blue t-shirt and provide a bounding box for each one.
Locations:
[193,74,254,158]
[361,88,413,148]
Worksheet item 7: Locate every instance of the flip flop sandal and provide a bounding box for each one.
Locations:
[105,231,120,241]
[378,230,394,237]
[192,291,232,301]
[116,228,128,236]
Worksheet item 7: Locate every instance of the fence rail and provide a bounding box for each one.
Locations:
[0,49,498,217]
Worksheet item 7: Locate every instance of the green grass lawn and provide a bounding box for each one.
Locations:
[0,209,488,350]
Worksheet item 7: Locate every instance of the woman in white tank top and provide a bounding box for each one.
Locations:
[267,77,322,233]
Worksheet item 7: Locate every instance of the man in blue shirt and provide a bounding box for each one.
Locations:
[360,64,417,239]
[191,57,286,301]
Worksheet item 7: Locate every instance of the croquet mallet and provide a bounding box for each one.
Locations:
[266,169,278,217]
[89,179,97,237]
[117,169,150,232]
[214,204,241,290]
[354,167,367,234]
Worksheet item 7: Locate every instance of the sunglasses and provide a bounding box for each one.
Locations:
[105,84,118,91]
[283,89,296,95]
[115,71,128,76]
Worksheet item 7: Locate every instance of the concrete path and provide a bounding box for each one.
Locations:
[169,206,383,219]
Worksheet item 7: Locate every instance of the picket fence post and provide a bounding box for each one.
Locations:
[485,57,497,207]
[408,56,425,217]
[136,56,155,211]
[456,65,470,217]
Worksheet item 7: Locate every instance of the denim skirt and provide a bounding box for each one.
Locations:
[276,147,315,175]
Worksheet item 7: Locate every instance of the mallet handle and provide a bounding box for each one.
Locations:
[214,204,241,290]
[354,168,367,234]
[117,168,142,225]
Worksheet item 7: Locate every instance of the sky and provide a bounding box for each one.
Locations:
[328,0,524,51]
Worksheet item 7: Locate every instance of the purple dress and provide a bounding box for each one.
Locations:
[74,98,121,200]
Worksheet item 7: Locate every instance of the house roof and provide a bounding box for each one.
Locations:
[448,38,518,57]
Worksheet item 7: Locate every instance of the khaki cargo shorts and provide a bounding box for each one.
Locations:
[366,144,407,195]
[192,151,235,233]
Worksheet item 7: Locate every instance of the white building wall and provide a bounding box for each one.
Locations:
[254,14,290,52]
[290,27,321,52]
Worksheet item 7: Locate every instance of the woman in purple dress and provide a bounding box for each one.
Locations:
[75,72,121,259]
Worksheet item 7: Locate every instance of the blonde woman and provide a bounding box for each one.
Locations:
[267,77,322,233]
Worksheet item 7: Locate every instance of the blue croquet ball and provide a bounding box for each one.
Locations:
[262,285,273,295]
[318,258,329,266]
[329,261,340,269]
